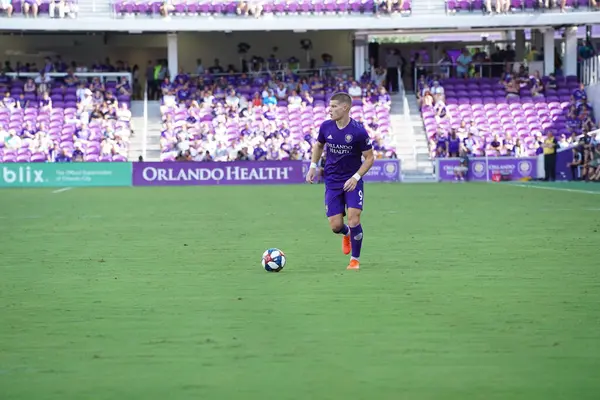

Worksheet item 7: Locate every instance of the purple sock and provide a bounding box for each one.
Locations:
[338,224,349,236]
[350,224,363,259]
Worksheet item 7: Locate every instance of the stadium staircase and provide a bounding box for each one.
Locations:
[391,93,436,182]
[128,101,162,161]
[410,0,447,14]
[77,0,112,18]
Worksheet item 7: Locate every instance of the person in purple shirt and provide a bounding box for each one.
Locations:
[447,130,461,157]
[305,92,375,271]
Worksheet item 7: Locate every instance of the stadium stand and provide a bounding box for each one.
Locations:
[0,69,133,162]
[112,0,412,18]
[0,0,78,17]
[445,0,600,14]
[157,70,396,162]
[420,72,597,158]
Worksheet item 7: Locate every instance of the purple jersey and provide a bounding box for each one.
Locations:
[317,118,372,189]
[448,137,461,153]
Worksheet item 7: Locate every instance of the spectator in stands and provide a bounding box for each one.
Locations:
[434,131,447,157]
[39,91,52,111]
[1,91,15,110]
[487,134,501,156]
[1,0,13,17]
[23,0,40,17]
[456,49,472,79]
[348,81,362,100]
[431,81,444,103]
[160,0,175,18]
[567,147,583,180]
[287,90,302,108]
[503,133,515,156]
[434,100,447,123]
[582,139,600,181]
[248,0,264,18]
[447,130,460,157]
[49,0,65,18]
[34,73,50,95]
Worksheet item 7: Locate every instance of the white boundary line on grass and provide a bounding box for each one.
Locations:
[52,187,72,194]
[511,184,600,195]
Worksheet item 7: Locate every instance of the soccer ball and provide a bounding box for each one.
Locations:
[262,248,286,272]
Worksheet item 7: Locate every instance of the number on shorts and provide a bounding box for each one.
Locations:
[358,190,363,201]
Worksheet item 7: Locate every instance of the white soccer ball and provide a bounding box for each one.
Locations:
[262,248,287,272]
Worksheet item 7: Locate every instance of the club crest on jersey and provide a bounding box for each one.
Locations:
[344,134,353,143]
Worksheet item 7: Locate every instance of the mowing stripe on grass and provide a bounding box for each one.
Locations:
[52,187,73,194]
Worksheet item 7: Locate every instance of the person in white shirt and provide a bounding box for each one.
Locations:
[225,90,240,109]
[77,89,94,124]
[347,81,362,99]
[275,83,287,101]
[117,103,132,122]
[287,90,302,107]
[431,81,445,103]
[35,72,51,95]
[214,142,229,161]
[374,67,387,87]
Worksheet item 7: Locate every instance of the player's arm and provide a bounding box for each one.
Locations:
[307,125,326,183]
[343,148,375,192]
[354,148,375,180]
[310,141,325,169]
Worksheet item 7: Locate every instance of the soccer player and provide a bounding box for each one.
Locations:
[305,92,375,270]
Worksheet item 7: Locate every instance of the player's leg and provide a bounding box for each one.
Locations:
[325,187,351,255]
[344,181,364,270]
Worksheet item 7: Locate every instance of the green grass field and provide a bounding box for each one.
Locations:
[1,182,599,400]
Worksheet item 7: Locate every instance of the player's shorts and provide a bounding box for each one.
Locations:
[324,180,364,218]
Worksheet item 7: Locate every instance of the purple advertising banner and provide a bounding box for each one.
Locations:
[132,161,305,186]
[132,159,402,186]
[302,159,401,182]
[437,157,538,181]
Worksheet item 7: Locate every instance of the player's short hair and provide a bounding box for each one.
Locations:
[330,92,352,106]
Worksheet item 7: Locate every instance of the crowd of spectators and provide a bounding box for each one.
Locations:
[0,57,134,162]
[157,63,397,162]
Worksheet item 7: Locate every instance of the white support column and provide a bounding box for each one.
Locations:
[167,32,178,79]
[354,35,369,80]
[354,35,368,81]
[543,28,555,76]
[564,26,578,77]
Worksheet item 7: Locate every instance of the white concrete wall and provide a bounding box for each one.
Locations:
[0,31,353,74]
[586,83,600,124]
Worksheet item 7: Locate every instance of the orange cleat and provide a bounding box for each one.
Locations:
[346,259,360,270]
[342,235,351,255]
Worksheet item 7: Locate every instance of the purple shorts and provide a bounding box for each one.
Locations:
[324,180,364,217]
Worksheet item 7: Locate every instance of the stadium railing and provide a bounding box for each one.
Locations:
[185,66,354,81]
[413,62,533,89]
[6,72,133,86]
[582,55,600,86]
[445,0,599,13]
